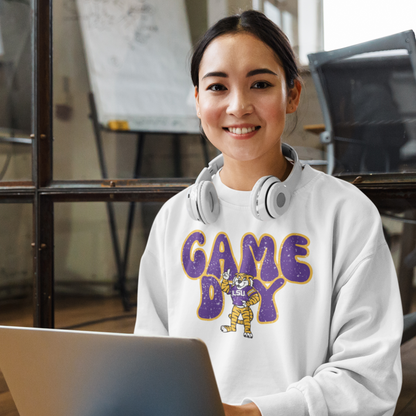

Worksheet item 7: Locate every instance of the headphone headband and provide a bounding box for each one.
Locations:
[195,153,224,184]
[196,144,298,183]
[281,143,302,194]
[187,143,302,224]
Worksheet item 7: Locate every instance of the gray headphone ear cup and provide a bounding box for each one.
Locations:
[250,176,268,220]
[197,181,220,224]
[186,184,200,221]
[267,182,291,217]
[250,176,279,221]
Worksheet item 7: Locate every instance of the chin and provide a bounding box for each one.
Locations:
[224,152,261,163]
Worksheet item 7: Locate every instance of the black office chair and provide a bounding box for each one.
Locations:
[308,31,416,344]
[308,30,416,176]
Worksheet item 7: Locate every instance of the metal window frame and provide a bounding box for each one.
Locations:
[0,0,193,328]
[1,1,416,328]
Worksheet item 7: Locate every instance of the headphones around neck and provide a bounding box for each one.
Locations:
[186,143,302,224]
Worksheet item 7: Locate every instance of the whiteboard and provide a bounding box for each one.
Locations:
[76,0,199,133]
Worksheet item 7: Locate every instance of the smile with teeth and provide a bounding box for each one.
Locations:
[226,126,259,135]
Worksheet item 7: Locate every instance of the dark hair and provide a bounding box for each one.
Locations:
[191,10,300,91]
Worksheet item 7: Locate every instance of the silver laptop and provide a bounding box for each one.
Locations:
[0,325,225,416]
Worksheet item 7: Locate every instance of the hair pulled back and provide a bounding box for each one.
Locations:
[191,10,300,91]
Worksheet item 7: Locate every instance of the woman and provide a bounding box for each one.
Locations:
[135,10,402,416]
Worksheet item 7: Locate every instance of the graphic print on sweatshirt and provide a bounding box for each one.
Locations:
[220,270,260,338]
[181,231,313,338]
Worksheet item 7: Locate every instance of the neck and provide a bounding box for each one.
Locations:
[219,146,292,191]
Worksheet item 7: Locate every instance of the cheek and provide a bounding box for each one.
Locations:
[199,100,224,132]
[258,97,287,129]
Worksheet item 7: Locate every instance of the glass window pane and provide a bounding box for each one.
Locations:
[324,0,416,51]
[0,1,33,181]
[54,201,163,331]
[0,203,33,327]
[52,0,216,180]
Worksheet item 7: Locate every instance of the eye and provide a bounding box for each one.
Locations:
[252,81,272,89]
[207,84,227,92]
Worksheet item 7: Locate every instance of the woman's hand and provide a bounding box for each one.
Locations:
[223,402,261,416]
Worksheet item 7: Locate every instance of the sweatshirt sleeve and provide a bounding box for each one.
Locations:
[244,242,403,416]
[134,210,169,337]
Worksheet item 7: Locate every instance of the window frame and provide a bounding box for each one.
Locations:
[0,0,414,327]
[0,0,192,328]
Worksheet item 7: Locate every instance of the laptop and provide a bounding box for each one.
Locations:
[0,325,225,416]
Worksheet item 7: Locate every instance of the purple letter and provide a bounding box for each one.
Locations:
[206,233,238,280]
[198,275,224,320]
[182,231,206,279]
[280,235,312,283]
[253,278,285,323]
[240,234,279,282]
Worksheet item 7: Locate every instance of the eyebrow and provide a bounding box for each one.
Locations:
[202,71,227,80]
[201,68,278,80]
[247,68,278,77]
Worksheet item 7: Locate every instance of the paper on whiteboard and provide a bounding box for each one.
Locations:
[76,0,199,133]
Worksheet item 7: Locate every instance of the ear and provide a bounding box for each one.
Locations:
[286,79,302,114]
[195,86,201,119]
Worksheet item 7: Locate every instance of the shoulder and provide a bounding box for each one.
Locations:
[300,165,364,197]
[298,166,385,251]
[300,165,379,217]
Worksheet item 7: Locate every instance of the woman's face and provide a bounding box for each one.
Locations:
[195,32,301,164]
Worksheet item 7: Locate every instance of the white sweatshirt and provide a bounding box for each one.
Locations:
[134,164,402,416]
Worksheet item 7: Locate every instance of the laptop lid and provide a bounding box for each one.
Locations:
[0,325,225,416]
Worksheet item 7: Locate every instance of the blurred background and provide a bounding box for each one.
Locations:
[0,0,414,325]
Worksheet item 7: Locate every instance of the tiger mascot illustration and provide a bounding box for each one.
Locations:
[220,269,260,338]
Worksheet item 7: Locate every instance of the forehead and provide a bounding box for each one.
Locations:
[199,32,283,75]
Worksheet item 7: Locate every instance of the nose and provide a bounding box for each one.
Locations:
[226,90,253,118]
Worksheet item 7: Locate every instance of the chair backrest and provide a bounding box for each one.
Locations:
[308,31,416,175]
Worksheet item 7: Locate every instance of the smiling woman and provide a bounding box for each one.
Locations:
[134,10,403,416]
